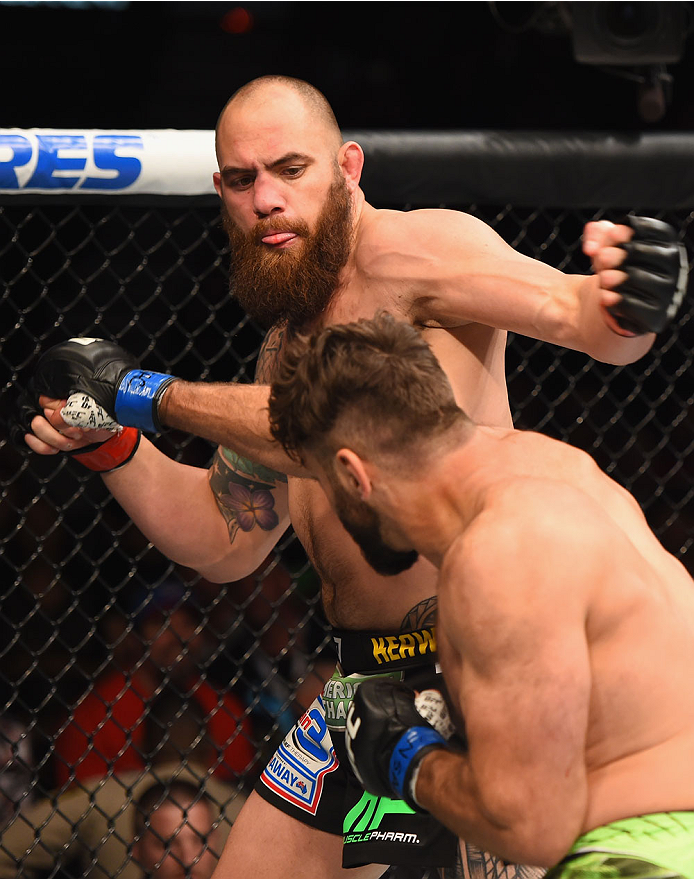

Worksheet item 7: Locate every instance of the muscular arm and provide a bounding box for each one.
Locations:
[102,327,292,580]
[101,437,289,581]
[414,492,595,866]
[158,327,309,478]
[376,209,654,364]
[27,329,292,582]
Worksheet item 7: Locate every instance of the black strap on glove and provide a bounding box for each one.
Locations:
[345,679,448,812]
[609,215,689,335]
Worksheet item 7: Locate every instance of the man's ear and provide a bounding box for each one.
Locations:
[335,448,372,500]
[338,141,364,192]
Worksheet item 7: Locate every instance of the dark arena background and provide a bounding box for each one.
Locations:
[0,2,693,877]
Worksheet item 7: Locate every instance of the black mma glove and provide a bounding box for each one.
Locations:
[17,337,178,435]
[609,215,689,335]
[13,380,142,472]
[345,679,449,812]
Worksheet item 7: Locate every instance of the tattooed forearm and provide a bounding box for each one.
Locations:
[400,595,437,631]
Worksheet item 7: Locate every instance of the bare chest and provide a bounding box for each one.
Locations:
[324,276,513,428]
[287,477,438,631]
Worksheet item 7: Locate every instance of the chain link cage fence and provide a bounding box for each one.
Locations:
[0,130,693,877]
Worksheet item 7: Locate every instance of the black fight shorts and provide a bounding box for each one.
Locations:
[255,625,460,869]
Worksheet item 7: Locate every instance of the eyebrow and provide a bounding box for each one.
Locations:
[220,152,314,178]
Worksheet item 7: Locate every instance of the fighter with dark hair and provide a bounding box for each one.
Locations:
[267,312,694,879]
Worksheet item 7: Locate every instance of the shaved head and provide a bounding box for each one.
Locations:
[213,75,359,328]
[215,75,343,159]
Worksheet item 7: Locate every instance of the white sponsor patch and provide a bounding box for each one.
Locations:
[260,695,338,815]
[61,393,121,432]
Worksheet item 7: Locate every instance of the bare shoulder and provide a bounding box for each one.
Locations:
[355,205,541,329]
[359,206,504,260]
[470,477,609,557]
[442,478,605,618]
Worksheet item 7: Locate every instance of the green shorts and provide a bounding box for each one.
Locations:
[546,813,694,879]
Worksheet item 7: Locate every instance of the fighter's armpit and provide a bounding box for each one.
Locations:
[209,447,286,542]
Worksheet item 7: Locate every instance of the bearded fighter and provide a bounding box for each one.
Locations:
[14,75,688,879]
[266,312,694,879]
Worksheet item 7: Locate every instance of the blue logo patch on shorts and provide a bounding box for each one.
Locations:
[260,695,338,815]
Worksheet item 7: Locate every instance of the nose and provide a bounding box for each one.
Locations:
[171,833,204,870]
[252,174,286,219]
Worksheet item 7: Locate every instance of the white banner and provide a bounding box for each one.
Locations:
[0,129,217,195]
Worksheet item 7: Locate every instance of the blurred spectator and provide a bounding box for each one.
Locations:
[98,605,144,675]
[132,780,219,879]
[0,714,34,831]
[0,687,245,878]
[53,579,255,787]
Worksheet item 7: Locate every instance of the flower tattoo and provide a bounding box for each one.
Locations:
[219,483,280,532]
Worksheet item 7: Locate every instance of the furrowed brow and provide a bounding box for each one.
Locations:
[220,153,313,181]
[219,165,251,182]
[267,152,313,170]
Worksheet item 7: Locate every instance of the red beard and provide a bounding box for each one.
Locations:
[222,177,353,329]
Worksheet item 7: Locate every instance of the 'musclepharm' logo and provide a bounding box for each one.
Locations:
[343,791,419,845]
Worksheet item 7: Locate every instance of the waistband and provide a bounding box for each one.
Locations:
[570,811,694,855]
[331,626,438,675]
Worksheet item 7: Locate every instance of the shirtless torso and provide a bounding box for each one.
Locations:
[424,428,694,862]
[266,314,694,867]
[240,203,520,633]
[24,77,665,879]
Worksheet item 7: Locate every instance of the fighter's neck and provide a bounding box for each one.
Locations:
[341,192,371,272]
[306,192,372,332]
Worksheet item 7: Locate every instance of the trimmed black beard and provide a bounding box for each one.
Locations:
[334,487,419,577]
[222,177,353,329]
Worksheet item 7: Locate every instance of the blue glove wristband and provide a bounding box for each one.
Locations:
[115,370,176,433]
[388,726,446,799]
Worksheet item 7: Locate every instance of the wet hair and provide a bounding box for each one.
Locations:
[268,313,468,466]
[216,75,343,154]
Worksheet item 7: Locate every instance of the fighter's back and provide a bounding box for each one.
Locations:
[558,441,694,828]
[441,428,694,834]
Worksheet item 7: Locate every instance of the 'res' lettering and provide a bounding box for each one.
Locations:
[0,133,143,190]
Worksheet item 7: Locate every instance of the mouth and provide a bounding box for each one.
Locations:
[259,231,300,248]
